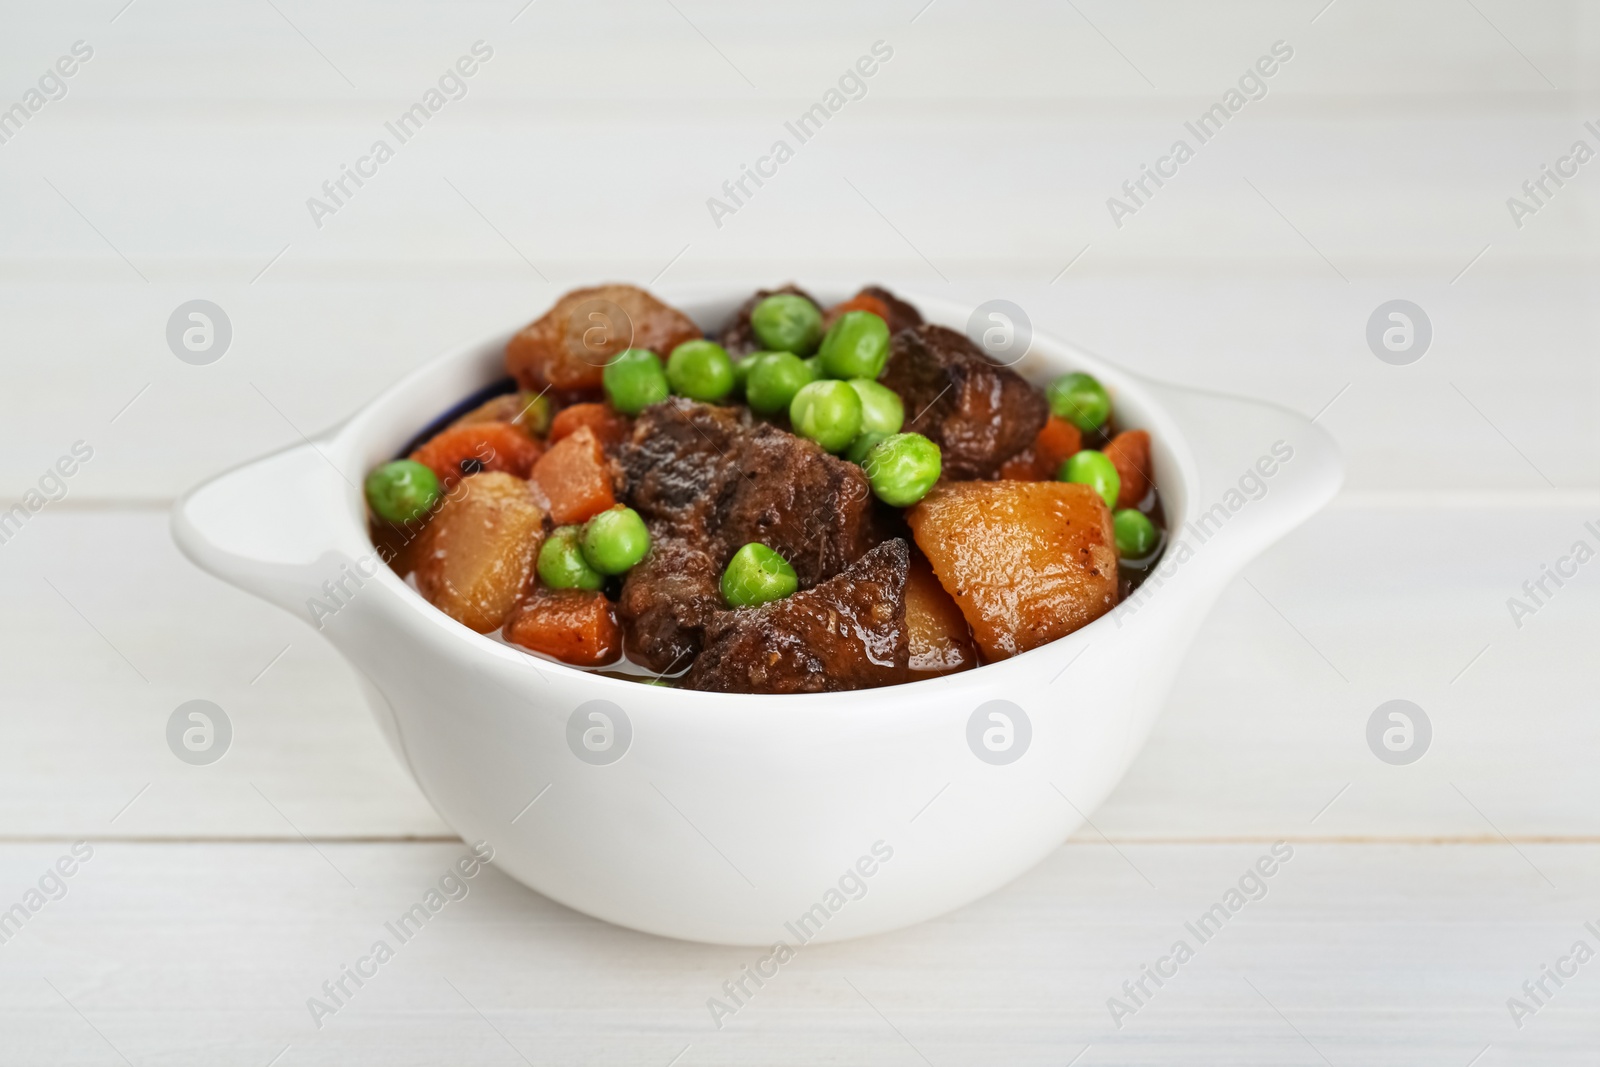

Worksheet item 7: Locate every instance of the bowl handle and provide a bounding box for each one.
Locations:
[170,438,371,622]
[1138,379,1343,585]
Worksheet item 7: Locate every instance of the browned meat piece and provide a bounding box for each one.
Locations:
[716,283,824,357]
[616,398,881,671]
[617,399,750,529]
[619,399,877,587]
[685,539,910,693]
[858,285,923,336]
[617,530,722,674]
[881,324,1048,480]
[506,284,703,397]
[713,420,876,588]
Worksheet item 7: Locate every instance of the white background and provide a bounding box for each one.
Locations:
[1,0,1597,1063]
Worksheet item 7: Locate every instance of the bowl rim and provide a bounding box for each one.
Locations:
[327,285,1202,704]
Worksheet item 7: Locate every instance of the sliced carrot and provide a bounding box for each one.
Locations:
[410,423,542,489]
[530,425,615,525]
[1105,429,1152,508]
[823,292,891,329]
[997,416,1083,481]
[503,587,622,667]
[997,450,1043,481]
[550,402,630,449]
[1035,416,1082,471]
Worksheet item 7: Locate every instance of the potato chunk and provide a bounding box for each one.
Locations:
[505,284,703,395]
[414,472,544,633]
[906,481,1117,660]
[905,553,978,677]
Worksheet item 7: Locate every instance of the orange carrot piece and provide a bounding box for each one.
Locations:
[1035,416,1082,471]
[530,425,615,525]
[823,292,891,329]
[997,416,1083,481]
[503,587,622,667]
[410,423,542,489]
[997,450,1043,481]
[1105,429,1152,508]
[550,402,630,448]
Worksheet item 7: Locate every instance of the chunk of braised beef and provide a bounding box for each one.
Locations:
[619,399,878,587]
[618,399,750,529]
[685,539,910,694]
[616,529,722,674]
[717,283,824,357]
[616,398,883,673]
[858,285,923,336]
[710,422,877,588]
[880,324,1048,480]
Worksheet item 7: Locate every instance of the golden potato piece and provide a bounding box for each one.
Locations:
[906,481,1117,661]
[450,390,553,439]
[905,553,977,677]
[505,284,703,395]
[413,472,545,633]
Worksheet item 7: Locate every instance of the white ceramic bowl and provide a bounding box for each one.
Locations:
[172,289,1341,945]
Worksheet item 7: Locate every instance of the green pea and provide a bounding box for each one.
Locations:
[848,379,904,436]
[845,430,890,465]
[818,310,891,380]
[580,505,651,575]
[750,293,823,355]
[1046,371,1111,432]
[1113,508,1159,559]
[721,542,799,607]
[538,525,604,591]
[731,352,771,394]
[666,339,735,402]
[862,433,942,507]
[746,352,819,415]
[1060,449,1120,508]
[789,379,862,453]
[365,459,441,525]
[603,348,670,415]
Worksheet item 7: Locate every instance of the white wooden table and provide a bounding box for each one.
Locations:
[3,2,1598,1063]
